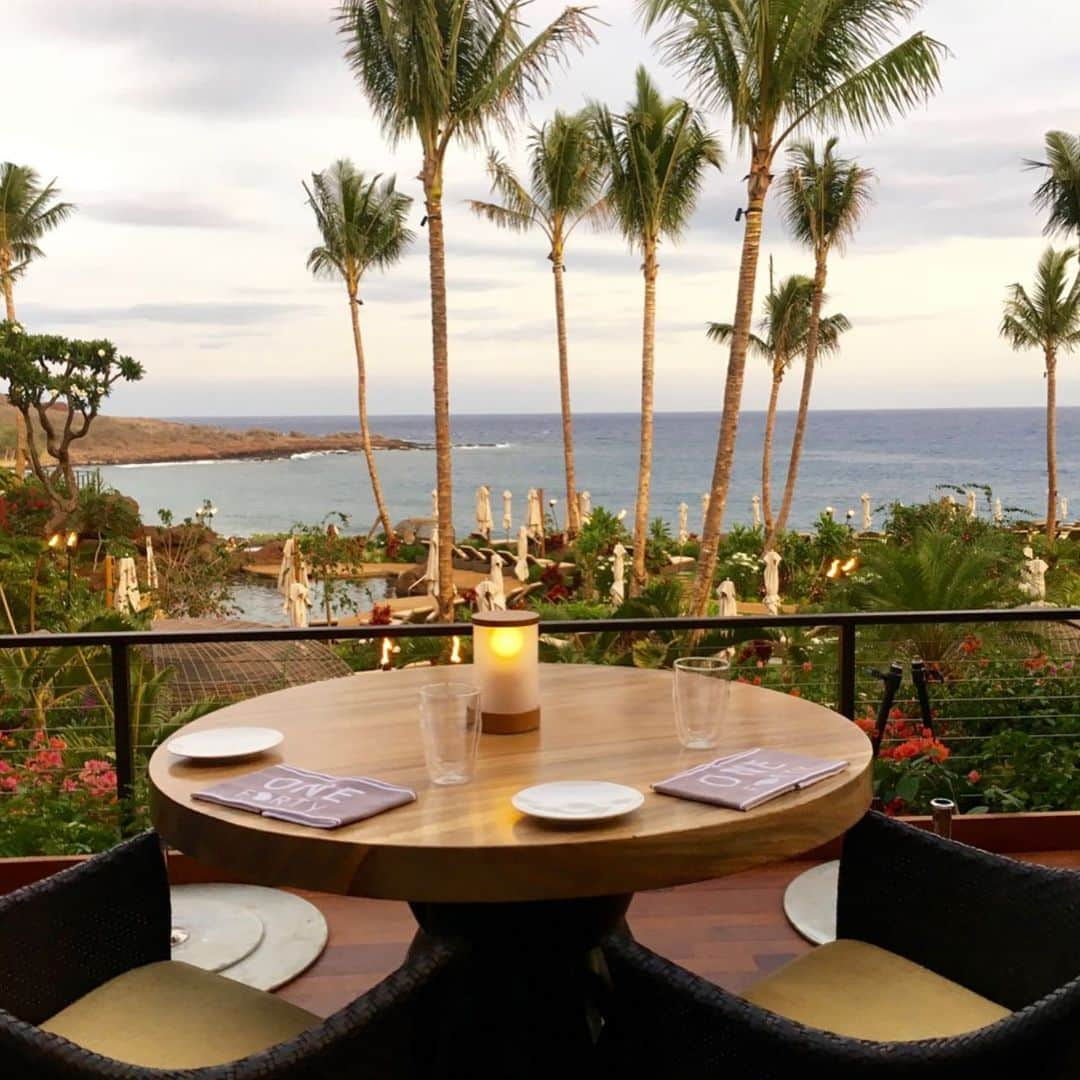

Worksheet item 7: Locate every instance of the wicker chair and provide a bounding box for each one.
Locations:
[601,812,1080,1078]
[0,832,464,1078]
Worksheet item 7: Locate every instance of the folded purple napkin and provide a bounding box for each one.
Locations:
[193,764,416,829]
[652,747,848,812]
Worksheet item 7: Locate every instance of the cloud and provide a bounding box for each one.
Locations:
[82,195,255,230]
[20,1,343,115]
[18,301,317,327]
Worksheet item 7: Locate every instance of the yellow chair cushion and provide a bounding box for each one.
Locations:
[742,939,1011,1042]
[40,960,320,1068]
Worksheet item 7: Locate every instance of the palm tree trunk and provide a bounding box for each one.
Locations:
[631,241,659,597]
[1046,347,1058,541]
[424,162,455,620]
[552,253,579,538]
[690,148,773,615]
[761,367,782,536]
[773,253,828,543]
[348,291,394,543]
[1,267,27,482]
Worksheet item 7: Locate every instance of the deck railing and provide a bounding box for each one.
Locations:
[2,606,1079,826]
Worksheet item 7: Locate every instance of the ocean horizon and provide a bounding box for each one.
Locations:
[97,407,1079,539]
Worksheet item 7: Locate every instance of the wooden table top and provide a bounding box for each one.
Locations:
[150,664,872,903]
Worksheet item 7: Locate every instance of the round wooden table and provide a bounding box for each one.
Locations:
[151,664,871,1070]
[150,663,872,904]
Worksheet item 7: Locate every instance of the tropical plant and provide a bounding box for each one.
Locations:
[0,164,76,480]
[640,0,947,613]
[836,528,1022,662]
[709,273,848,537]
[304,162,413,541]
[999,247,1080,538]
[1026,131,1080,243]
[572,505,629,600]
[150,510,238,620]
[338,0,595,618]
[773,138,873,539]
[468,110,608,538]
[594,66,722,595]
[0,324,143,526]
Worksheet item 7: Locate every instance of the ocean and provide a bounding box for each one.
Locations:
[98,408,1078,539]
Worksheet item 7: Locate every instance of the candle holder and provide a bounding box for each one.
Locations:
[472,610,540,734]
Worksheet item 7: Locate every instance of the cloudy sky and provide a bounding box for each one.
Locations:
[6,1,1080,417]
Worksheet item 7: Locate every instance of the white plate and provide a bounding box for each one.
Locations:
[167,727,284,761]
[512,781,644,822]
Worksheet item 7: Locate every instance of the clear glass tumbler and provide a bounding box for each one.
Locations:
[673,656,731,749]
[419,683,482,785]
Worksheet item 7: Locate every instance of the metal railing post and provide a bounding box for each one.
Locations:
[110,642,135,835]
[838,621,857,720]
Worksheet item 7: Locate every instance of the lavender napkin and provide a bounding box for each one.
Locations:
[652,747,848,812]
[193,764,416,829]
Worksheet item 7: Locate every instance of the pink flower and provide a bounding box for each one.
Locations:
[0,775,17,792]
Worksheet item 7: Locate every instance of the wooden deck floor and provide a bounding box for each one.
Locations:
[276,851,1080,1017]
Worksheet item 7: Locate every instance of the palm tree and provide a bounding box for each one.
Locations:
[640,0,947,614]
[304,161,413,542]
[0,163,76,479]
[338,2,594,619]
[999,247,1080,539]
[468,111,607,539]
[595,67,722,595]
[1027,131,1080,242]
[708,274,848,538]
[772,138,874,541]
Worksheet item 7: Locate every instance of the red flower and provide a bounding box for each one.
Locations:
[788,688,801,698]
[967,770,981,784]
[884,797,906,817]
[855,717,876,734]
[801,661,813,672]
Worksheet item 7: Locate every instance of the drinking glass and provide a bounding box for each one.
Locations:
[673,656,731,749]
[419,683,482,785]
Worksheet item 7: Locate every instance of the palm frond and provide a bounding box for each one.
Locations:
[1025,130,1080,240]
[594,65,722,250]
[303,158,414,287]
[0,163,76,283]
[640,1,947,149]
[1000,246,1080,356]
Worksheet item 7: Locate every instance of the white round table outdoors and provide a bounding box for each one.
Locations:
[149,664,872,903]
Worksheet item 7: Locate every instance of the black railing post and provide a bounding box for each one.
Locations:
[110,642,135,835]
[838,622,857,720]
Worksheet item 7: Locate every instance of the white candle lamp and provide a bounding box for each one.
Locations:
[472,610,540,734]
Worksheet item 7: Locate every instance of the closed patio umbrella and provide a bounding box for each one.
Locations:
[423,532,439,596]
[284,577,311,627]
[578,491,591,520]
[1061,496,1069,521]
[489,553,507,611]
[677,502,689,544]
[526,489,543,539]
[114,557,141,614]
[475,485,493,540]
[701,493,710,532]
[861,493,872,533]
[502,490,513,534]
[277,537,297,598]
[763,550,782,615]
[515,526,529,582]
[966,491,977,519]
[145,536,159,590]
[751,495,761,529]
[431,489,439,519]
[610,542,627,605]
[717,579,737,617]
[994,498,1004,524]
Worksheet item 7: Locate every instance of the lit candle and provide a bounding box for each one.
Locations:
[472,610,540,734]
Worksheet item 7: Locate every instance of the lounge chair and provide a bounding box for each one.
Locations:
[600,811,1080,1077]
[0,832,464,1077]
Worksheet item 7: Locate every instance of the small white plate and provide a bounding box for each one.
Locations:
[512,781,644,823]
[167,727,283,761]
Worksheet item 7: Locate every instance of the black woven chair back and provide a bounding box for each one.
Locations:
[838,812,1080,1010]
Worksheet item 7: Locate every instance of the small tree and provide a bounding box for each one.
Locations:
[0,323,143,525]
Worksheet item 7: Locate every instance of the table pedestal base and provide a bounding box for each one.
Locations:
[409,895,631,1078]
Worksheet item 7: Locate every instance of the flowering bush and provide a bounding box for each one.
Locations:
[0,729,125,856]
